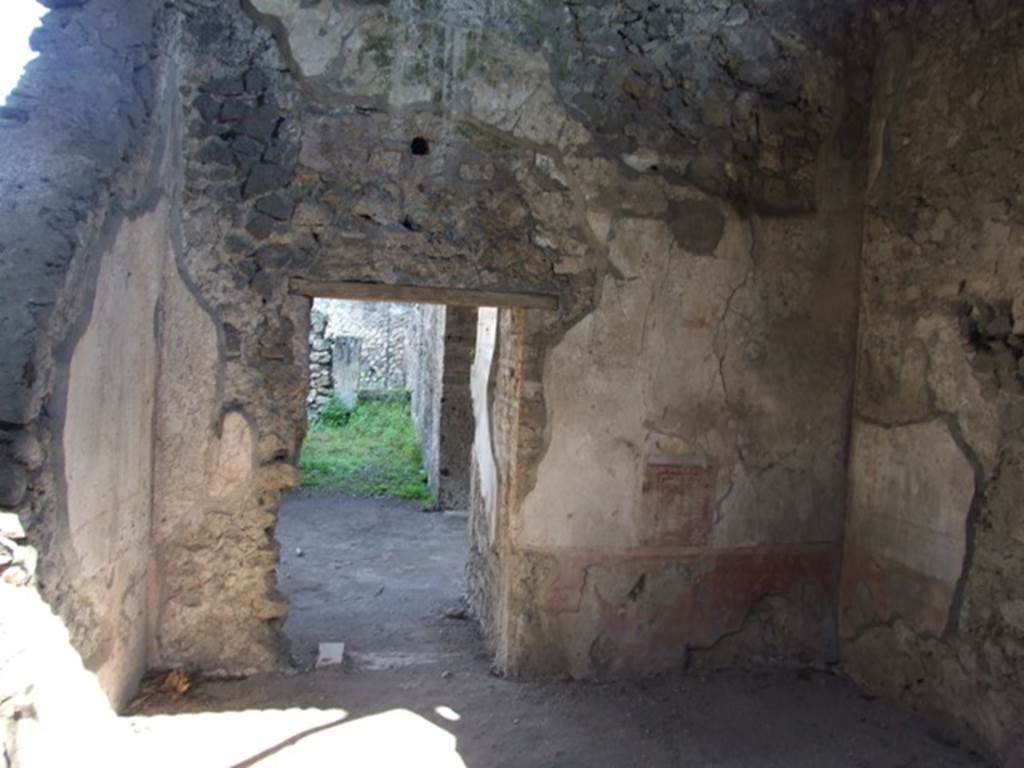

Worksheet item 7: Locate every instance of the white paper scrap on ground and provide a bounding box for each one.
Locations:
[315,642,346,669]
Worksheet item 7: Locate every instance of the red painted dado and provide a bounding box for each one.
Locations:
[538,544,840,664]
[838,548,954,639]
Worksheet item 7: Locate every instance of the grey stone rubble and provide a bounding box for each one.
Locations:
[306,310,335,411]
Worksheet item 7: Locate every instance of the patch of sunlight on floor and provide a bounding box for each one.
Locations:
[124,707,467,768]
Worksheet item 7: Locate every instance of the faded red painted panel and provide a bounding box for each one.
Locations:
[588,547,839,670]
[639,458,715,546]
[838,547,953,638]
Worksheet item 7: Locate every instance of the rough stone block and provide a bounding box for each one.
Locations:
[255,192,294,221]
[238,105,281,144]
[243,164,294,199]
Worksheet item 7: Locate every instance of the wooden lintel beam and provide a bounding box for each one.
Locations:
[289,278,559,311]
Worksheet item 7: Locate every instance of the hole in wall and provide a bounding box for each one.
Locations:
[410,136,430,156]
[961,297,1024,394]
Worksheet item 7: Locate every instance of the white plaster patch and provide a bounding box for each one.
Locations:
[249,0,350,78]
[848,419,973,586]
[471,308,499,543]
[621,148,661,173]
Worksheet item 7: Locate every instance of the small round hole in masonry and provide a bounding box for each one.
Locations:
[410,137,430,156]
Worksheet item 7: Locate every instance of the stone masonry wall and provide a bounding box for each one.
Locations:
[0,0,180,763]
[4,2,1024,764]
[314,298,414,389]
[306,310,333,410]
[839,2,1024,763]
[437,307,477,510]
[1,0,885,737]
[151,0,873,683]
[407,304,446,501]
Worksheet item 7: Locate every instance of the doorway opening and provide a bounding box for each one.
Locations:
[278,296,483,672]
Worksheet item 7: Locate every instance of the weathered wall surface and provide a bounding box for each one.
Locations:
[314,299,415,389]
[306,310,334,410]
[510,152,865,677]
[152,0,874,680]
[11,0,1024,763]
[467,307,500,642]
[61,193,169,705]
[155,0,596,671]
[839,2,1024,762]
[407,304,446,500]
[0,0,180,759]
[437,306,477,510]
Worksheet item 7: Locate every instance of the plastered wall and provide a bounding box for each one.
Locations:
[143,0,873,681]
[0,0,181,760]
[7,2,1022,763]
[839,2,1024,762]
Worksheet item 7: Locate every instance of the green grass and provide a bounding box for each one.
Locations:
[300,397,433,502]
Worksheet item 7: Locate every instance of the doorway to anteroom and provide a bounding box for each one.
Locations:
[278,293,484,672]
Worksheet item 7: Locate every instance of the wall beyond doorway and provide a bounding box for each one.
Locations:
[406,304,475,509]
[438,307,477,511]
[313,299,414,390]
[307,300,476,510]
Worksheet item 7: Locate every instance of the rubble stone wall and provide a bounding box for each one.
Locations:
[407,304,446,501]
[306,310,333,410]
[314,299,414,390]
[146,0,874,683]
[839,2,1024,763]
[0,0,181,761]
[437,307,477,510]
[11,2,1023,762]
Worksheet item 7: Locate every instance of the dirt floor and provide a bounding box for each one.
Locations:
[123,493,995,768]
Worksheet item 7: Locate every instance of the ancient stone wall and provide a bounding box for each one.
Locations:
[0,0,890,736]
[148,0,874,681]
[148,1,306,675]
[407,304,446,500]
[0,0,181,761]
[839,2,1024,763]
[466,308,501,645]
[437,307,477,510]
[314,299,414,389]
[306,310,333,409]
[3,1,1023,763]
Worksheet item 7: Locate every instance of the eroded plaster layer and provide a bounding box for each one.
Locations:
[839,2,1024,762]
[437,306,477,510]
[842,420,974,636]
[511,179,863,675]
[156,0,872,680]
[0,0,180,760]
[62,197,167,705]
